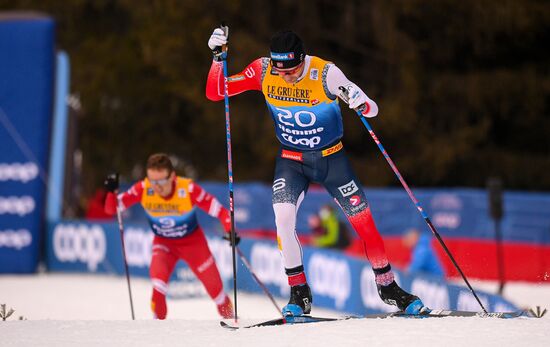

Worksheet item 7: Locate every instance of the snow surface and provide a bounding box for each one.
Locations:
[1,273,549,347]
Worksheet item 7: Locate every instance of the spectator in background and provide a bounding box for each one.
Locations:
[85,188,113,220]
[308,204,350,250]
[403,228,445,277]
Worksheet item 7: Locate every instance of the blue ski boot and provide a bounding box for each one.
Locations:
[377,281,429,314]
[282,283,312,317]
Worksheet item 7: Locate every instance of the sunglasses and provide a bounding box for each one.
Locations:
[149,177,171,186]
[273,61,304,76]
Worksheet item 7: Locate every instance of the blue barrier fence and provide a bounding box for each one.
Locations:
[46,220,518,315]
[200,183,550,245]
[120,182,550,245]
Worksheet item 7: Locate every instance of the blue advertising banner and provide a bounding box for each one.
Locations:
[46,220,518,315]
[185,183,550,246]
[0,14,55,273]
[237,239,517,315]
[112,182,550,281]
[46,221,232,298]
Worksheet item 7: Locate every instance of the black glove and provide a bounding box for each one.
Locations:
[104,173,119,193]
[223,233,241,246]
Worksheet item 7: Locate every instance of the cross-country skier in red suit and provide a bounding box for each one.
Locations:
[104,153,238,319]
[205,28,427,316]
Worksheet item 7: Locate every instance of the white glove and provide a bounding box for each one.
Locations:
[343,84,378,118]
[208,28,228,51]
[346,84,366,108]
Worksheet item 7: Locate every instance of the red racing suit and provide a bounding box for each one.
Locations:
[105,177,232,319]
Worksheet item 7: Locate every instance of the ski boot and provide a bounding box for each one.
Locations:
[377,281,428,314]
[217,296,234,319]
[282,283,312,317]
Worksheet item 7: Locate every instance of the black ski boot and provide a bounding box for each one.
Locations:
[282,283,312,316]
[377,281,426,314]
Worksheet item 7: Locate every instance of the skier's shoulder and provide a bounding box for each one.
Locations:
[307,55,335,69]
[176,176,195,192]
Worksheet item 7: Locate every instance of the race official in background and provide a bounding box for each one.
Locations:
[403,228,445,277]
[308,204,350,250]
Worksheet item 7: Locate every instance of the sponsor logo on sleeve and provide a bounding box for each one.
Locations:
[228,75,245,82]
[244,67,256,78]
[309,69,318,80]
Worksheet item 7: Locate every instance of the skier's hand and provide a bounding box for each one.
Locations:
[346,84,367,110]
[343,84,378,118]
[104,173,119,193]
[223,232,241,246]
[208,27,228,60]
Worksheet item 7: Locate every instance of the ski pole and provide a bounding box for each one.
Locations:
[235,247,283,316]
[115,205,136,320]
[338,86,488,314]
[219,23,239,322]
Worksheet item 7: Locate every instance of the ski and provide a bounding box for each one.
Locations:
[367,309,528,319]
[220,308,540,329]
[220,315,355,330]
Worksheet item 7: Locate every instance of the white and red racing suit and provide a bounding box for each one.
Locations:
[206,56,396,289]
[105,177,233,319]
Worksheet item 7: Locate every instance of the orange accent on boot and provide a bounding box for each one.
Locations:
[151,289,167,319]
[217,296,234,319]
